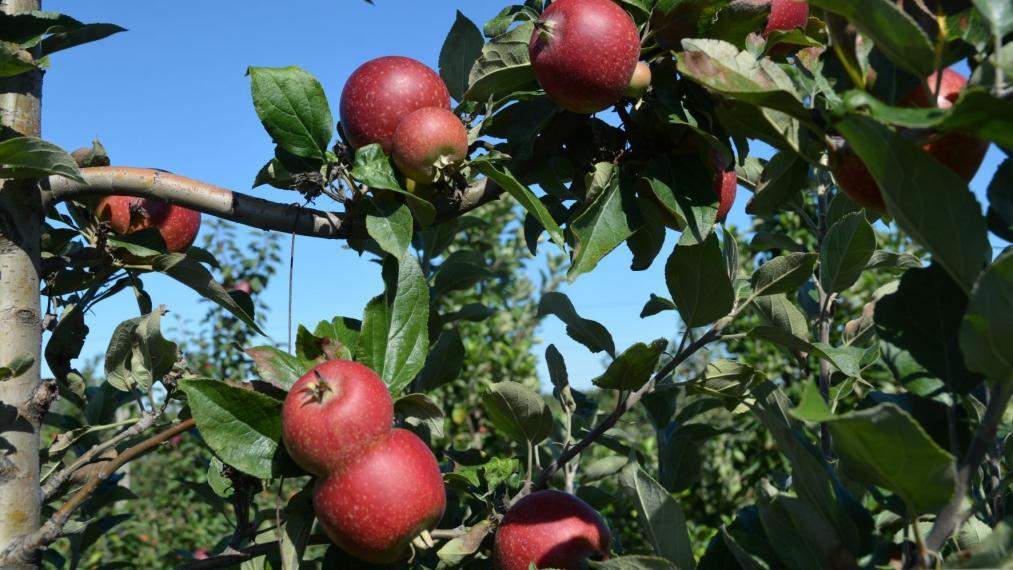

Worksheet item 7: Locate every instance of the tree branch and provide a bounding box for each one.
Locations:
[531,322,728,492]
[0,419,196,566]
[922,383,1013,553]
[43,167,503,240]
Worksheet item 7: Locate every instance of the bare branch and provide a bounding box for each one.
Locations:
[43,167,503,240]
[0,419,195,566]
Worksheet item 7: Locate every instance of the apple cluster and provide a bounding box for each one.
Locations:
[831,67,989,212]
[280,360,446,564]
[339,55,468,184]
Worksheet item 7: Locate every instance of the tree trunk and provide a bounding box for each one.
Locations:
[0,0,44,566]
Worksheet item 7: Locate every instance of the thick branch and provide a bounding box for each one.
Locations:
[922,383,1013,553]
[1,419,196,565]
[43,167,503,239]
[532,323,727,491]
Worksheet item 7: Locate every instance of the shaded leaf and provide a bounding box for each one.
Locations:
[666,232,735,327]
[482,381,552,445]
[538,292,616,356]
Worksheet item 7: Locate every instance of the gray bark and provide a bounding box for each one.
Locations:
[0,1,44,567]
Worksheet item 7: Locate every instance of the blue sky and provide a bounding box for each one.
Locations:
[41,1,1003,390]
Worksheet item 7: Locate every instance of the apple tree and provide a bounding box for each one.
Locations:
[0,0,1011,568]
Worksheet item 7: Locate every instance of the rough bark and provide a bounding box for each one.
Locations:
[0,0,44,567]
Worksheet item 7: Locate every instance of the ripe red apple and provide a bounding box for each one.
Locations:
[313,428,446,564]
[232,280,252,295]
[339,56,451,151]
[493,490,611,570]
[529,0,640,114]
[95,195,201,253]
[765,0,809,35]
[625,62,652,99]
[391,107,468,182]
[832,67,988,213]
[903,68,989,181]
[281,360,394,476]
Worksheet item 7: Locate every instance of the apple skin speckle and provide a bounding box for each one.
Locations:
[339,56,451,151]
[529,0,640,114]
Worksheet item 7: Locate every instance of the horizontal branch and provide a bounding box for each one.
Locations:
[44,167,503,240]
[0,419,196,566]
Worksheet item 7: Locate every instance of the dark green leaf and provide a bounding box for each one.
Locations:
[248,66,332,161]
[179,379,284,479]
[568,163,638,280]
[244,346,304,390]
[464,22,537,101]
[959,250,1013,385]
[152,253,263,335]
[641,294,677,318]
[746,151,808,216]
[591,556,679,570]
[40,23,124,56]
[756,484,843,570]
[0,136,84,182]
[440,11,484,101]
[395,393,445,438]
[104,307,177,393]
[418,328,464,392]
[0,353,34,382]
[987,159,1013,241]
[619,462,695,570]
[876,263,982,393]
[593,339,668,391]
[482,381,552,445]
[807,0,934,77]
[820,211,876,293]
[666,232,735,327]
[642,158,718,246]
[835,115,990,293]
[0,40,38,77]
[751,252,817,296]
[472,160,565,250]
[538,292,616,356]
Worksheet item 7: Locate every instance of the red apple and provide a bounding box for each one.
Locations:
[493,490,611,570]
[833,67,988,213]
[339,56,451,151]
[625,62,652,99]
[95,195,201,253]
[233,280,252,295]
[902,68,989,181]
[313,428,446,564]
[281,360,394,477]
[391,107,468,182]
[529,0,640,114]
[765,0,809,35]
[713,153,737,223]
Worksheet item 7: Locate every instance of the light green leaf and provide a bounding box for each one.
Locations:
[0,136,84,182]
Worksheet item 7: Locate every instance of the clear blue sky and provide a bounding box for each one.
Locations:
[41,1,1003,390]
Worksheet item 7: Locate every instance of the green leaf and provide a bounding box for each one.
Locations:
[835,115,990,293]
[750,231,806,253]
[0,136,84,182]
[40,22,124,56]
[278,487,314,569]
[151,253,263,335]
[537,292,616,356]
[753,294,810,342]
[436,520,495,566]
[591,556,679,570]
[987,159,1013,241]
[0,11,81,43]
[973,0,1013,37]
[395,393,445,438]
[865,250,922,272]
[640,294,677,318]
[642,157,718,246]
[751,252,818,296]
[810,343,866,379]
[440,11,484,101]
[482,381,552,445]
[0,40,37,77]
[948,516,1013,569]
[483,5,538,38]
[619,462,695,570]
[104,307,177,393]
[959,250,1013,385]
[568,163,638,280]
[746,151,809,216]
[247,66,332,161]
[179,379,285,479]
[472,160,564,250]
[0,353,34,382]
[244,346,304,390]
[310,317,361,361]
[418,328,464,392]
[666,232,735,327]
[676,39,810,123]
[357,257,429,394]
[464,21,537,102]
[593,339,668,391]
[365,196,413,261]
[875,263,982,393]
[820,212,876,293]
[807,0,934,77]
[755,484,843,570]
[351,143,400,190]
[791,400,956,514]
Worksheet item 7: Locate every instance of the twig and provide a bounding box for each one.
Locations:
[1,419,196,566]
[922,383,1013,555]
[40,410,160,500]
[44,167,503,240]
[179,534,333,570]
[530,323,727,491]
